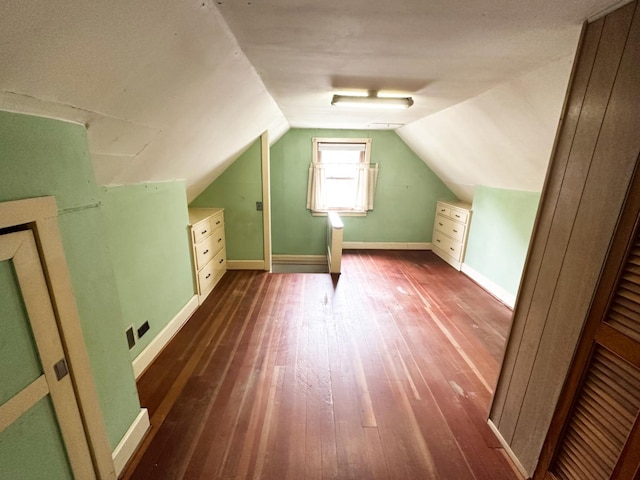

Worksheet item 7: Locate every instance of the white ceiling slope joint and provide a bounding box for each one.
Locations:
[1,90,92,127]
[208,1,290,127]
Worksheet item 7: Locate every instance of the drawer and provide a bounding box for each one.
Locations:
[197,259,216,294]
[192,211,224,244]
[192,218,214,244]
[209,210,224,231]
[197,248,226,294]
[209,226,225,257]
[436,203,450,217]
[433,230,463,261]
[449,208,469,224]
[195,228,224,271]
[195,234,217,270]
[434,215,466,243]
[211,248,226,277]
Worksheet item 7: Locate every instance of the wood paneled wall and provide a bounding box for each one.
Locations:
[489,1,640,475]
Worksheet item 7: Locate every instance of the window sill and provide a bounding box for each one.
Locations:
[310,211,367,217]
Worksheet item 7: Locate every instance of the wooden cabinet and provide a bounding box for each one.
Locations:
[188,208,226,304]
[432,200,472,270]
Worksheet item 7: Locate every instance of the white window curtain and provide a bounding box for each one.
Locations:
[353,163,368,212]
[306,163,327,211]
[307,162,379,213]
[367,163,379,210]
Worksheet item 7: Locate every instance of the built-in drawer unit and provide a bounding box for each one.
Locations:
[188,208,227,304]
[194,226,225,271]
[432,200,472,270]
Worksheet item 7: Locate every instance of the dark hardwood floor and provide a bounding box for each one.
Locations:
[122,250,521,480]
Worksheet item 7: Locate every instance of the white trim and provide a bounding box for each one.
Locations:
[0,196,57,228]
[0,376,48,433]
[327,212,344,274]
[132,295,198,378]
[0,104,87,127]
[487,419,530,479]
[261,131,272,272]
[272,254,326,265]
[311,211,367,217]
[111,408,150,477]
[342,242,432,250]
[461,263,516,309]
[227,260,265,270]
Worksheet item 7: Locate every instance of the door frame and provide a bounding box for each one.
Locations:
[0,196,116,479]
[261,130,273,272]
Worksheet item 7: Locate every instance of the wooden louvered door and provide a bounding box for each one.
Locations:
[535,165,640,479]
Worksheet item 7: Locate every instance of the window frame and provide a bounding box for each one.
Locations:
[310,137,372,216]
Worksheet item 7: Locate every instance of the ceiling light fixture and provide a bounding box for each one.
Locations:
[331,92,414,109]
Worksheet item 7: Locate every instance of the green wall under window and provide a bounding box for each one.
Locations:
[270,129,456,255]
[464,185,540,297]
[191,139,264,260]
[100,182,195,360]
[0,110,140,449]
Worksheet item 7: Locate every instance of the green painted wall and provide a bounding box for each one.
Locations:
[270,129,456,255]
[0,110,140,449]
[464,186,540,296]
[100,182,195,360]
[191,138,264,260]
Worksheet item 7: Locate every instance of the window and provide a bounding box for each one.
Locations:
[306,138,379,214]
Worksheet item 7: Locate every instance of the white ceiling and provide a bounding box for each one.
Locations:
[0,0,628,201]
[216,0,623,129]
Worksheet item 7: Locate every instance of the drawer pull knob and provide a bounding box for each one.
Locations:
[219,259,224,264]
[453,229,458,233]
[201,229,207,235]
[440,209,445,212]
[203,249,209,254]
[438,222,443,226]
[216,221,221,225]
[455,214,460,218]
[205,273,211,279]
[449,247,455,251]
[436,239,441,243]
[218,238,222,242]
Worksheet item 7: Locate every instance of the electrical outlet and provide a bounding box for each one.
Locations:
[256,201,263,211]
[138,321,150,338]
[126,327,136,349]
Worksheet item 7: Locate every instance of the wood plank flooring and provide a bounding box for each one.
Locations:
[123,251,521,480]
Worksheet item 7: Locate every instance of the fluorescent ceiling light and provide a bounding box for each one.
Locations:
[331,93,414,109]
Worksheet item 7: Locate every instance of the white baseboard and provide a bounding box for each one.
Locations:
[132,295,199,379]
[342,242,432,250]
[112,408,150,477]
[460,263,516,309]
[227,260,265,270]
[487,419,530,479]
[272,254,327,265]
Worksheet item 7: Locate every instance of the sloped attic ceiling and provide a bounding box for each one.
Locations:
[0,0,289,201]
[0,0,629,202]
[215,0,624,128]
[398,56,576,202]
